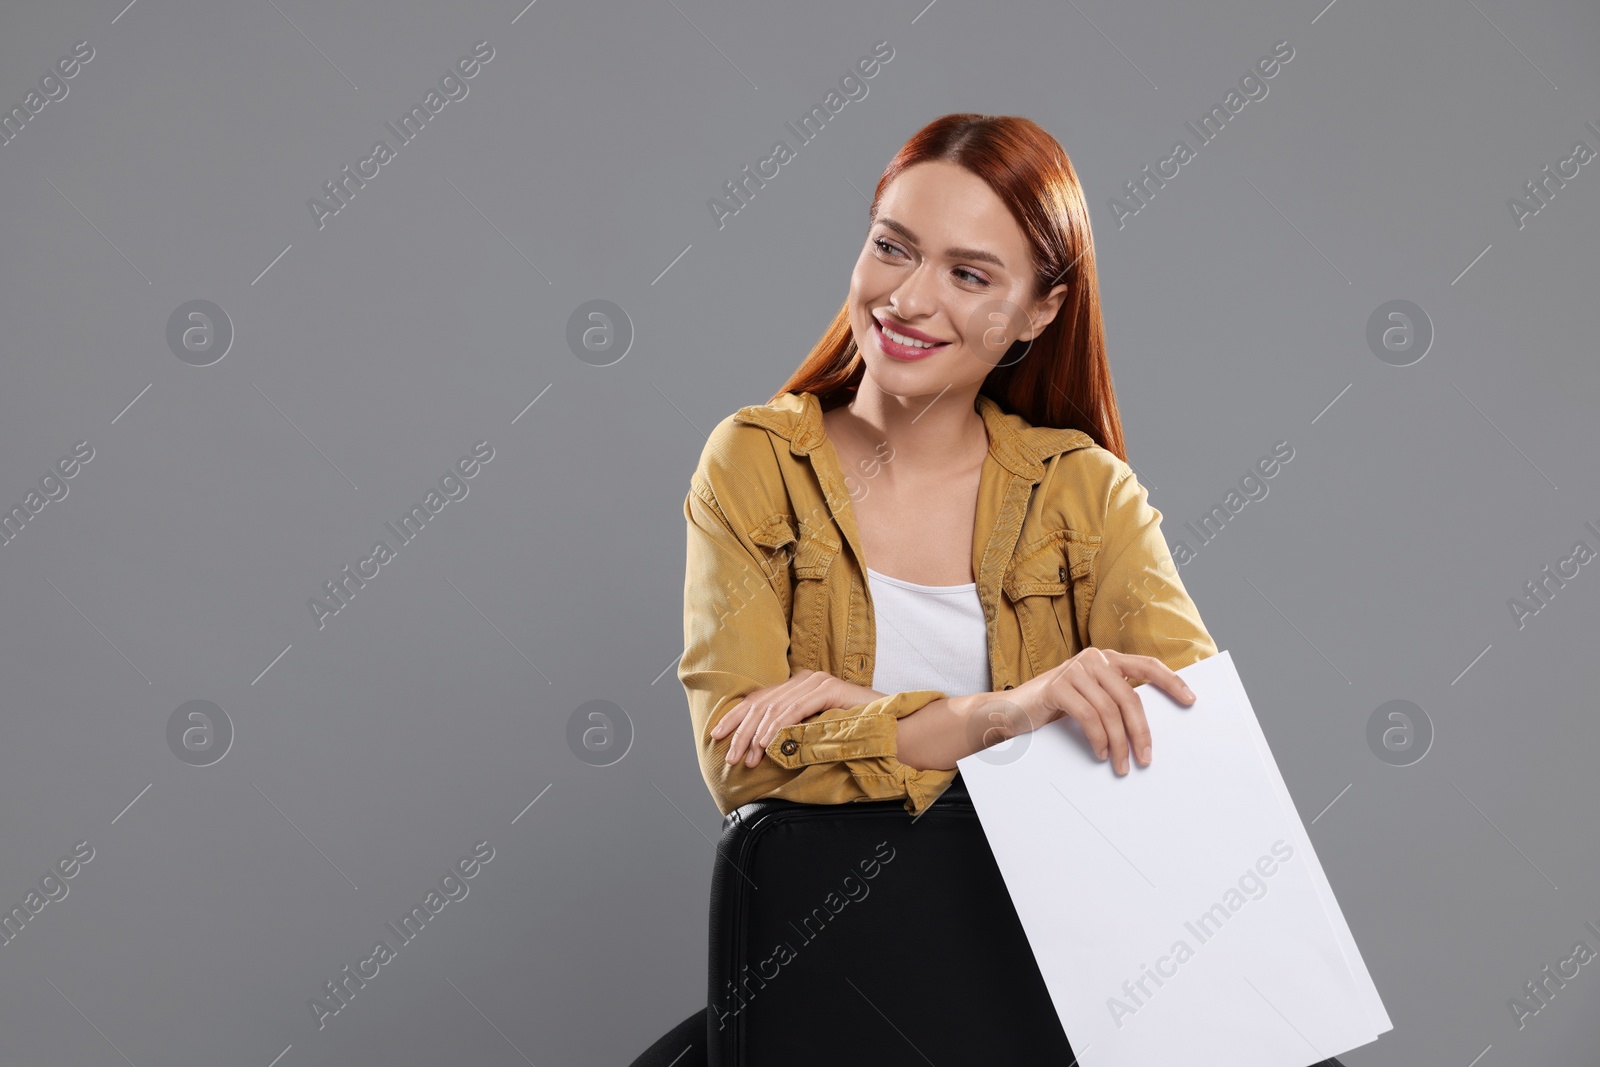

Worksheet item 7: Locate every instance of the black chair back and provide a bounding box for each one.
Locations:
[707,773,1077,1064]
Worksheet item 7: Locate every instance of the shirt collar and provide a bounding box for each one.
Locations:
[731,389,1095,481]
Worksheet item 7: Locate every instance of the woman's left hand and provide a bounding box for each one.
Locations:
[713,669,885,768]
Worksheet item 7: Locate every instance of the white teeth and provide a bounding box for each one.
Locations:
[880,323,940,349]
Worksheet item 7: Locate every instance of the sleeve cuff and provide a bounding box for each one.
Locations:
[761,690,959,816]
[763,709,897,768]
[763,689,947,769]
[901,766,959,816]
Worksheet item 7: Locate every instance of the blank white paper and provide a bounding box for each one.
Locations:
[1230,652,1395,1040]
[957,650,1390,1067]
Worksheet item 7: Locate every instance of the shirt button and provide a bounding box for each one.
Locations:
[1058,565,1067,581]
[1002,683,1014,690]
[780,739,799,756]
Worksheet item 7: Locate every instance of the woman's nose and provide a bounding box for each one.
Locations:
[889,264,938,318]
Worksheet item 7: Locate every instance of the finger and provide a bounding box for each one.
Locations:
[1090,658,1153,767]
[711,698,749,741]
[725,699,767,763]
[1065,662,1118,748]
[1107,651,1195,706]
[769,674,833,745]
[745,704,778,767]
[753,697,794,750]
[1046,674,1106,760]
[754,674,833,751]
[720,702,747,762]
[756,690,805,764]
[1070,665,1131,774]
[752,686,819,765]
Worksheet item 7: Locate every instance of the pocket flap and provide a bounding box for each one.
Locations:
[748,515,839,580]
[1003,529,1100,602]
[748,514,797,551]
[1003,553,1068,601]
[793,526,840,580]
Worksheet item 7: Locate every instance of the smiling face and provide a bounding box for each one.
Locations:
[847,159,1069,401]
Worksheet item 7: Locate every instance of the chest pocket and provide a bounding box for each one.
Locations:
[1002,528,1100,675]
[748,514,841,666]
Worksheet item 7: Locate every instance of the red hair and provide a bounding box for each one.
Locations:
[773,113,1126,463]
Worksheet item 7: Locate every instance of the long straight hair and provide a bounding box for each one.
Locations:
[773,113,1126,463]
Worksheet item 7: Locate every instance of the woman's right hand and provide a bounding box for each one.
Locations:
[999,647,1196,774]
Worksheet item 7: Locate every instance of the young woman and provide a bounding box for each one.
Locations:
[636,114,1335,1066]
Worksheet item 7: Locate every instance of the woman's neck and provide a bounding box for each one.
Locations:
[828,379,989,479]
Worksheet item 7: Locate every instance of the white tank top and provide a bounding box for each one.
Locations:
[865,566,992,698]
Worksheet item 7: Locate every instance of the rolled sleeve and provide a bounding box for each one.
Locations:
[764,689,959,816]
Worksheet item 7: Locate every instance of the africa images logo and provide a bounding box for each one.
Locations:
[308,441,494,630]
[307,840,495,1030]
[307,41,495,230]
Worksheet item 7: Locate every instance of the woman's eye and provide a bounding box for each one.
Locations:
[871,238,986,286]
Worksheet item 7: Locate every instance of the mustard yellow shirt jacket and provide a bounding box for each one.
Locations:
[680,389,1218,818]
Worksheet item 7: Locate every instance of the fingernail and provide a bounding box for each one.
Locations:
[1139,744,1152,763]
[1097,747,1107,760]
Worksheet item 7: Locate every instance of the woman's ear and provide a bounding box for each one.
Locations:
[1022,282,1072,341]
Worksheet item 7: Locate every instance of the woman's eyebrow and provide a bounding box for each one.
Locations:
[877,216,1007,269]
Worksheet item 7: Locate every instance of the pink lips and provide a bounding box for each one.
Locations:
[873,318,950,361]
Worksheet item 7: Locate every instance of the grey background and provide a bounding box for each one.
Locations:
[1,0,1596,1063]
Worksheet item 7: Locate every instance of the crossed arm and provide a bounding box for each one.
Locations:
[679,479,970,816]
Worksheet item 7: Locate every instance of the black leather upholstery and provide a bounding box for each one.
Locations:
[706,773,1347,1066]
[707,772,1077,1064]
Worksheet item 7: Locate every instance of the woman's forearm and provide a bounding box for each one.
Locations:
[896,692,1002,771]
